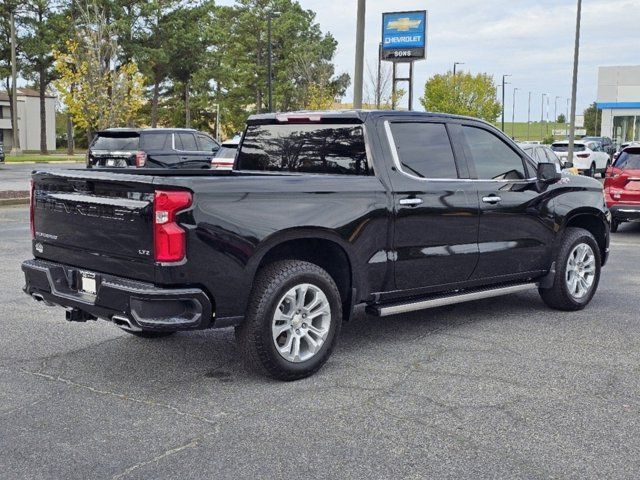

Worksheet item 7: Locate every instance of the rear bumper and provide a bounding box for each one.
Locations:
[609,205,640,222]
[22,259,213,331]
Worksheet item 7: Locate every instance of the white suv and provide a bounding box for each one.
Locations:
[551,140,610,177]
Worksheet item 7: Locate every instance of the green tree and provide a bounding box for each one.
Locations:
[420,71,501,122]
[583,102,602,136]
[22,0,68,153]
[557,113,566,124]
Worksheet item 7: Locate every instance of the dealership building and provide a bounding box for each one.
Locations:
[0,88,56,151]
[597,65,640,144]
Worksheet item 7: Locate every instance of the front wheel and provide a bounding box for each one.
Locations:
[236,260,342,380]
[539,227,601,311]
[587,163,596,177]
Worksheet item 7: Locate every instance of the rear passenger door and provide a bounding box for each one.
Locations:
[460,124,555,281]
[383,119,480,293]
[174,132,210,168]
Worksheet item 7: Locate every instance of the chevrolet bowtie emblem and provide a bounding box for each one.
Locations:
[388,18,421,32]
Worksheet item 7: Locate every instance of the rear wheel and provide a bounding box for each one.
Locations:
[236,260,342,380]
[539,227,601,311]
[587,163,596,177]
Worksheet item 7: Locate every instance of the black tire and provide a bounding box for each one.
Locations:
[236,260,342,381]
[122,329,177,338]
[588,163,596,177]
[539,227,601,311]
[610,220,619,233]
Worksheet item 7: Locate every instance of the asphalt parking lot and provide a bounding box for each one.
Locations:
[1,204,640,479]
[0,162,83,192]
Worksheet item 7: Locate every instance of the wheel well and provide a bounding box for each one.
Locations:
[566,214,607,261]
[257,238,353,307]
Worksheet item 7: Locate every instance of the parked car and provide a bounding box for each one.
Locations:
[604,145,640,232]
[211,135,241,170]
[613,141,640,161]
[0,144,4,164]
[24,111,610,380]
[87,128,220,169]
[582,136,616,157]
[550,140,610,177]
[518,143,579,175]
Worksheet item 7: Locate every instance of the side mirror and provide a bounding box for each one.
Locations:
[562,161,574,169]
[537,162,561,184]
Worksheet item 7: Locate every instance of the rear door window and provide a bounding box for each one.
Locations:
[176,132,198,152]
[389,122,458,178]
[92,134,139,151]
[236,123,369,175]
[461,126,526,180]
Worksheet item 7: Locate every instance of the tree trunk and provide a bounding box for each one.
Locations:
[39,69,48,154]
[185,80,191,128]
[66,112,74,155]
[151,75,160,128]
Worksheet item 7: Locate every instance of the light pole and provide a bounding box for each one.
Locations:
[353,0,366,109]
[501,74,511,132]
[511,87,519,139]
[527,91,532,141]
[541,93,547,140]
[554,96,561,124]
[267,12,281,113]
[453,62,464,76]
[568,0,582,163]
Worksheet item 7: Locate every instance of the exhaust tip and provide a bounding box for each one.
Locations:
[112,315,142,332]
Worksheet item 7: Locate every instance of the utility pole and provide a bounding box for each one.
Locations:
[501,74,511,132]
[376,43,382,109]
[353,0,366,109]
[546,95,550,135]
[453,62,464,76]
[10,10,21,155]
[541,93,547,140]
[568,0,582,163]
[527,91,532,141]
[511,87,519,139]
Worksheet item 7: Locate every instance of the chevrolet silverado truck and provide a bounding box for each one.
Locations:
[23,111,610,380]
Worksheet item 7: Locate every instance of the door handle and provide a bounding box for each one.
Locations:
[482,195,502,204]
[180,156,189,160]
[399,198,423,206]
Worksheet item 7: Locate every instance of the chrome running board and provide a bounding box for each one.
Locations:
[369,282,538,317]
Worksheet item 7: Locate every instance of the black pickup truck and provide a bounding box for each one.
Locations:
[23,111,610,380]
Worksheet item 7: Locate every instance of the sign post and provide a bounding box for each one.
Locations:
[381,10,427,111]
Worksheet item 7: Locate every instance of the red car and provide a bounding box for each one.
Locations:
[604,145,640,232]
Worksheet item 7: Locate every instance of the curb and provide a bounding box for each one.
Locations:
[0,197,29,207]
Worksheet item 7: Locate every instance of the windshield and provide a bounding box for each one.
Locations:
[551,143,586,152]
[215,146,237,159]
[613,150,640,170]
[92,134,140,151]
[236,123,369,175]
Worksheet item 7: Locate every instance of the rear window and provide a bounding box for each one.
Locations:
[551,143,585,152]
[614,150,640,170]
[236,124,369,175]
[92,134,139,151]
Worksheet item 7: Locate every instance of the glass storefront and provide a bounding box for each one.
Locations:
[613,116,640,144]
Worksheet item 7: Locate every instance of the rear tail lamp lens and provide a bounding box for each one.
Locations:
[153,190,192,262]
[135,151,147,167]
[577,153,590,158]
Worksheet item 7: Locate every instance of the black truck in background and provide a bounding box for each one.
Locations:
[23,111,610,380]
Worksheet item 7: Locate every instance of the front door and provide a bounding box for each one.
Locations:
[382,119,480,294]
[459,124,555,281]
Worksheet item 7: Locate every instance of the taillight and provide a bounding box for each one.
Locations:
[577,153,590,158]
[135,151,147,167]
[29,180,35,239]
[153,190,192,262]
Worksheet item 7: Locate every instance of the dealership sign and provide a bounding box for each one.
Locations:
[381,10,427,61]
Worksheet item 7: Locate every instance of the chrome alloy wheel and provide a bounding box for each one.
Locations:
[566,243,596,299]
[272,283,331,363]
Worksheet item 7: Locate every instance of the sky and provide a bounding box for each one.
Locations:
[246,0,640,121]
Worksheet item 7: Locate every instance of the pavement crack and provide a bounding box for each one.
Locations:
[19,368,226,426]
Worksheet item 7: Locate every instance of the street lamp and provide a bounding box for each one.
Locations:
[541,93,547,140]
[453,62,465,76]
[501,74,511,132]
[567,0,582,163]
[511,87,519,139]
[353,0,366,109]
[527,91,532,141]
[554,96,561,124]
[267,11,281,113]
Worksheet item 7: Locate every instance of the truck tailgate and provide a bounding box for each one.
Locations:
[32,170,158,281]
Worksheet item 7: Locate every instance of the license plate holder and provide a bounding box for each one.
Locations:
[79,271,97,295]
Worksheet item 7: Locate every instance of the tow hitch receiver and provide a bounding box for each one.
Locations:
[65,308,97,323]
